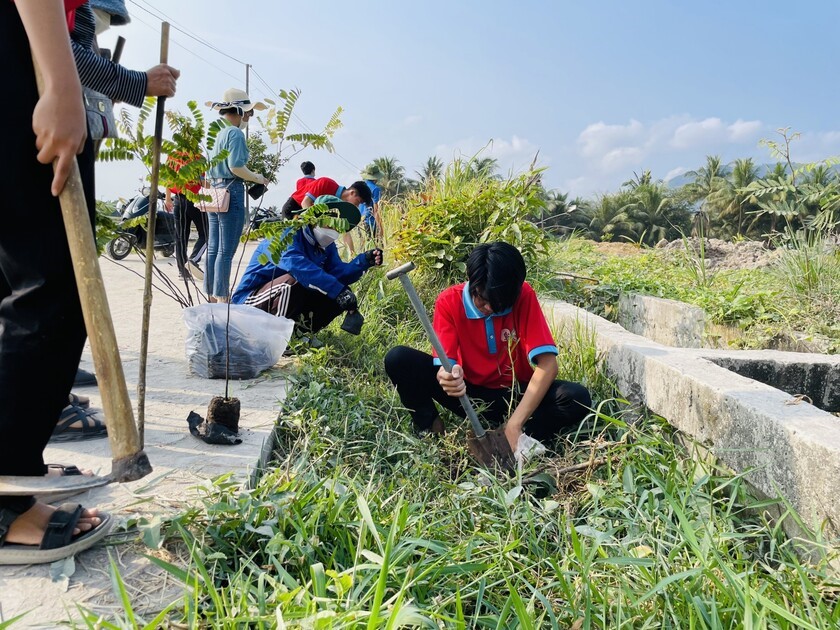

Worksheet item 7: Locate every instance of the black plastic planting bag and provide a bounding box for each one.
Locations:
[183,303,294,379]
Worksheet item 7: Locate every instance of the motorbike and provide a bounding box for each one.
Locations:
[106,187,176,260]
[249,205,282,231]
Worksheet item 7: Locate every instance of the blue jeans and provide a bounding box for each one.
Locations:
[204,180,245,299]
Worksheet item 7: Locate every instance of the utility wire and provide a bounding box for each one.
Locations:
[128,0,365,174]
[127,0,248,66]
[128,12,243,84]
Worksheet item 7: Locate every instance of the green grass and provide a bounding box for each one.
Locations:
[79,287,840,627]
[77,174,839,627]
[544,235,840,353]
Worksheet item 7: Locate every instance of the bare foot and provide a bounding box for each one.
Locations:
[4,502,101,546]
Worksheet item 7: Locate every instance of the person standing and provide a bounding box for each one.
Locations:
[164,152,207,280]
[0,0,110,564]
[204,88,268,303]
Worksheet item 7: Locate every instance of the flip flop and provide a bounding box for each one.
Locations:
[50,405,107,443]
[67,393,90,409]
[0,503,112,565]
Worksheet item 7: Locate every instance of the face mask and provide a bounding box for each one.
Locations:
[238,119,249,130]
[312,227,340,247]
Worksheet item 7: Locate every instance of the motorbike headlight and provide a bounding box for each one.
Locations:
[142,186,151,197]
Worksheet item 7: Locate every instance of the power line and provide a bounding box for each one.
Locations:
[127,0,364,174]
[126,11,243,84]
[126,0,248,66]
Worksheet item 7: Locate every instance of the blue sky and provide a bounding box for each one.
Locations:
[97,0,840,206]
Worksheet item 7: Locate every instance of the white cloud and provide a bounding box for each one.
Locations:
[433,135,541,172]
[664,166,687,182]
[671,117,725,149]
[403,114,423,126]
[727,119,763,143]
[578,119,645,159]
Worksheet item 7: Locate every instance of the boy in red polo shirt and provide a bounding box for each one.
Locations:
[281,177,373,219]
[384,242,591,450]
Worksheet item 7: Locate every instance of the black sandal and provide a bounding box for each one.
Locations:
[49,405,107,443]
[0,503,112,565]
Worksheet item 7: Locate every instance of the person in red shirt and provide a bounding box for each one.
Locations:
[281,176,372,219]
[164,153,207,280]
[384,242,591,450]
[296,161,316,191]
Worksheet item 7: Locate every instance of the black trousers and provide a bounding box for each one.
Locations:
[173,193,207,274]
[0,4,95,515]
[247,275,343,334]
[281,197,302,220]
[384,346,592,442]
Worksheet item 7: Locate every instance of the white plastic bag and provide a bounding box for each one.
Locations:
[183,303,294,379]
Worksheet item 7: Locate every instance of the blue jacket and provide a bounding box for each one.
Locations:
[232,228,371,304]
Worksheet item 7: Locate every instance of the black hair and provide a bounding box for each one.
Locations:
[348,180,374,207]
[219,106,243,116]
[466,242,526,313]
[300,161,315,175]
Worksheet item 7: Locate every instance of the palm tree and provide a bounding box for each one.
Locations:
[471,157,499,180]
[416,156,444,185]
[709,157,760,237]
[588,190,640,242]
[369,156,407,198]
[622,169,653,190]
[684,155,730,216]
[618,182,692,245]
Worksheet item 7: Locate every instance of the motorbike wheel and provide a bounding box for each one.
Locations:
[161,244,175,257]
[106,236,133,260]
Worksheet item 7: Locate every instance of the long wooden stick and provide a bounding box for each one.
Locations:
[137,22,170,446]
[31,60,151,483]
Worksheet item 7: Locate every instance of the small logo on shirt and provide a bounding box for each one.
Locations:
[501,328,518,344]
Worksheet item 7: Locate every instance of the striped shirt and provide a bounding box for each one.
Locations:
[71,4,146,107]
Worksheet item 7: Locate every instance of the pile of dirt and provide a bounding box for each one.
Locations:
[659,238,782,271]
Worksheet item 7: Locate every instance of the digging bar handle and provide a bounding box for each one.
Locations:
[387,263,486,437]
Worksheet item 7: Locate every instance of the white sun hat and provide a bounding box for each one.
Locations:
[206,88,267,114]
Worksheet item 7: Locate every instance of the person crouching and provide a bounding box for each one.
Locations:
[232,196,383,344]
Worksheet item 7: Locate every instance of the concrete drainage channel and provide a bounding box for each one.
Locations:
[544,299,840,549]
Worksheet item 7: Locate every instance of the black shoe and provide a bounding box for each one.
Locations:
[414,417,446,438]
[74,368,97,387]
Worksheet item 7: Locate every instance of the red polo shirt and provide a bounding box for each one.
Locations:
[291,177,344,205]
[432,281,558,389]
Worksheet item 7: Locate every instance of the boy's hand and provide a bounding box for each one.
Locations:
[364,248,383,266]
[437,364,466,398]
[504,422,523,452]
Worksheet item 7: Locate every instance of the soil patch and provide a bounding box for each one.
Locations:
[661,238,783,271]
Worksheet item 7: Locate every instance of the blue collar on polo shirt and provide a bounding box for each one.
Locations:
[462,281,512,354]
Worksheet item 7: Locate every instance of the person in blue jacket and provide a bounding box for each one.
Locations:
[232,196,383,338]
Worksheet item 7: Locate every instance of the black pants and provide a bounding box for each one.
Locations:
[246,275,343,334]
[384,346,592,442]
[281,197,302,219]
[0,3,95,517]
[173,193,207,274]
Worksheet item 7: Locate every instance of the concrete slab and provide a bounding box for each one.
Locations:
[0,242,290,627]
[687,348,840,412]
[544,299,840,542]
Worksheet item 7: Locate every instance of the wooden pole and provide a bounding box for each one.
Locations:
[137,22,170,446]
[31,61,151,483]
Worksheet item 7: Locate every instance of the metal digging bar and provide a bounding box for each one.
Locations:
[385,262,515,472]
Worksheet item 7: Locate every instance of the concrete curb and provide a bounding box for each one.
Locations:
[544,299,840,540]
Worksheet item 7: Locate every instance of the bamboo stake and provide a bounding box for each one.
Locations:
[137,22,169,446]
[30,60,151,483]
